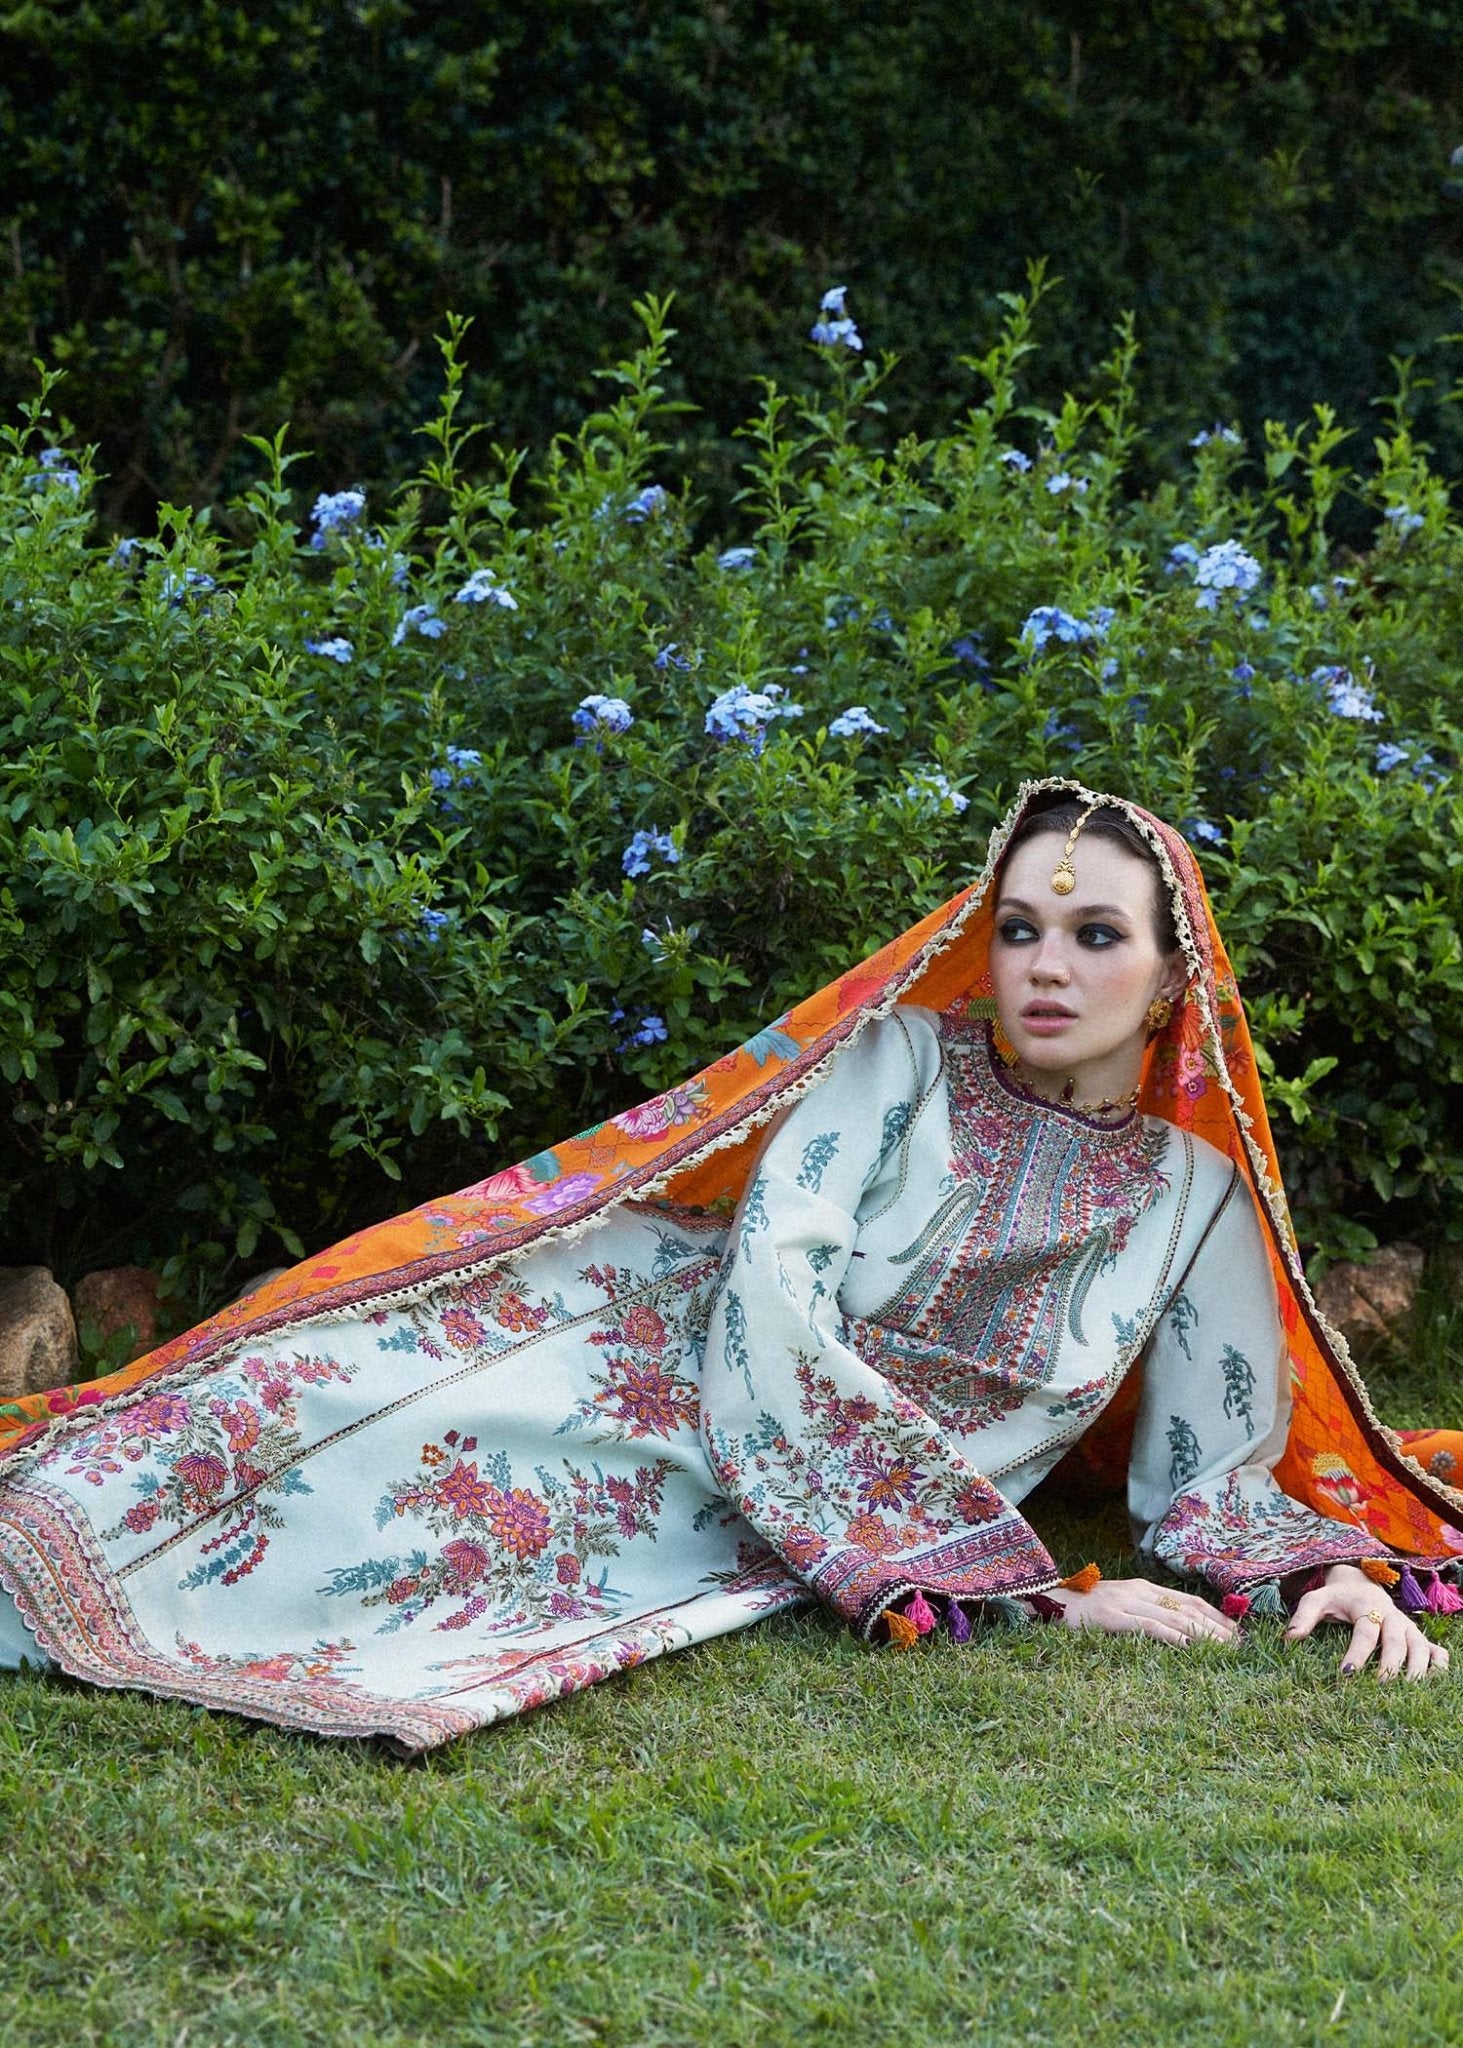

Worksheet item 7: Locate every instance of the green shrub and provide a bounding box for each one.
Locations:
[4,2,1463,525]
[2,278,1460,1307]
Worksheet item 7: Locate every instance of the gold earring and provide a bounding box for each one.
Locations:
[1145,995,1174,1034]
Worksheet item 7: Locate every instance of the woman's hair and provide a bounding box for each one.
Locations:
[998,796,1180,955]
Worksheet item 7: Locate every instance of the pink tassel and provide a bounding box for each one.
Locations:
[903,1591,937,1637]
[1425,1572,1463,1615]
[947,1600,972,1644]
[1397,1566,1428,1613]
[1221,1592,1251,1621]
[1026,1592,1066,1624]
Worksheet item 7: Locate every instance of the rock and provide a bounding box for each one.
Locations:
[0,1267,79,1397]
[72,1265,161,1358]
[1312,1242,1425,1357]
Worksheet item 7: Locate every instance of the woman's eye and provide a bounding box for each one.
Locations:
[1078,924,1121,948]
[997,917,1038,945]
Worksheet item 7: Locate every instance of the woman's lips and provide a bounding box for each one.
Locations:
[1021,1006,1075,1035]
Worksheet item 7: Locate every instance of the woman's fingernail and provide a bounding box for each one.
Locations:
[1341,1662,1355,1676]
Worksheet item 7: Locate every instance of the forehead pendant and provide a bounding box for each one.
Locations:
[1050,803,1100,896]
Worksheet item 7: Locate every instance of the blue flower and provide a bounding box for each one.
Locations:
[310,490,367,548]
[393,604,447,645]
[716,547,757,572]
[429,767,454,792]
[704,682,804,747]
[26,447,82,494]
[1383,505,1424,536]
[1165,542,1200,575]
[653,642,692,671]
[1044,471,1088,496]
[1020,606,1110,654]
[623,1014,669,1049]
[1193,541,1262,610]
[110,538,142,568]
[1232,661,1256,682]
[1042,712,1083,751]
[161,568,217,606]
[304,636,354,665]
[454,568,518,609]
[572,695,634,736]
[1313,666,1383,723]
[622,828,681,879]
[445,746,482,769]
[623,485,669,523]
[949,633,990,675]
[903,769,969,815]
[1189,425,1242,448]
[810,290,864,351]
[565,696,631,737]
[1375,742,1410,773]
[1000,449,1032,473]
[419,907,453,943]
[828,705,888,739]
[1182,817,1224,846]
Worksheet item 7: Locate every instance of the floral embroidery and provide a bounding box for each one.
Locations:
[1167,1290,1198,1359]
[1167,1415,1202,1491]
[1220,1345,1257,1432]
[320,1429,676,1636]
[797,1132,840,1192]
[865,1019,1170,1429]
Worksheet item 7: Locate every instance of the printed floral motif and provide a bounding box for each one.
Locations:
[320,1427,677,1637]
[555,1257,714,1444]
[704,1359,1009,1564]
[611,1079,709,1141]
[175,1633,363,1687]
[69,1351,362,1592]
[1153,1471,1383,1593]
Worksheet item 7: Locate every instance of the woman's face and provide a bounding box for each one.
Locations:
[990,832,1185,1103]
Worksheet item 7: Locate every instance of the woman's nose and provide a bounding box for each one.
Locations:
[1030,935,1070,981]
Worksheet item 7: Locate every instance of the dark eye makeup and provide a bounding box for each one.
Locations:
[996,916,1125,948]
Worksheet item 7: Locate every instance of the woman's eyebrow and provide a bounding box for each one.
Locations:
[996,895,1133,920]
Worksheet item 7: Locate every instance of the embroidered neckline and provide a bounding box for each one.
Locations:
[973,1020,1143,1141]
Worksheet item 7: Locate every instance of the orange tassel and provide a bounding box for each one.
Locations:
[883,1610,920,1650]
[1061,1563,1102,1593]
[1359,1559,1400,1587]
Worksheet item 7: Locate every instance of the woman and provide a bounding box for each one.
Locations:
[0,781,1456,1750]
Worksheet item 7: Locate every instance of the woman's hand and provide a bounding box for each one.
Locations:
[1284,1562,1450,1681]
[1046,1575,1239,1646]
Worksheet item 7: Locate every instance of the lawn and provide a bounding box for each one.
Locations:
[2,1313,1460,2048]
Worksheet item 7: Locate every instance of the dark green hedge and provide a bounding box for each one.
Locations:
[3,1,1463,528]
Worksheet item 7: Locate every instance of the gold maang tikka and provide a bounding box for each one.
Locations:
[1050,803,1101,895]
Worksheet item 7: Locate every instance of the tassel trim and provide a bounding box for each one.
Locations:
[1060,1563,1102,1594]
[902,1591,938,1637]
[1220,1592,1251,1621]
[1396,1565,1428,1613]
[883,1610,920,1650]
[1359,1558,1401,1587]
[1247,1579,1286,1618]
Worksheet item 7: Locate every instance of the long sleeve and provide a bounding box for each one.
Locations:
[699,1008,1059,1639]
[1130,1169,1390,1598]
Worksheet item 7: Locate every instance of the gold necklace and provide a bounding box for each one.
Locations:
[1013,1064,1139,1120]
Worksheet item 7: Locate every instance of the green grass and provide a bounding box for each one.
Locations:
[2,1305,1461,2046]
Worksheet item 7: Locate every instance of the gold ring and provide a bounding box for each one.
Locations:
[1156,1594,1184,1612]
[1364,1609,1387,1628]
